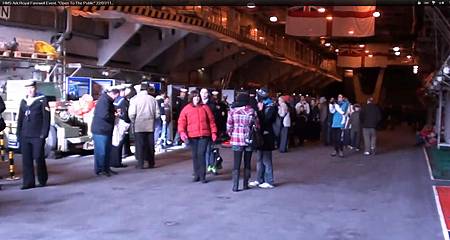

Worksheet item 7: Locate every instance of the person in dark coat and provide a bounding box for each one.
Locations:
[173,88,188,145]
[248,88,277,189]
[16,80,50,189]
[91,86,120,177]
[122,86,135,157]
[110,84,131,168]
[349,104,361,151]
[360,97,382,155]
[0,94,4,190]
[318,97,329,145]
[200,88,221,174]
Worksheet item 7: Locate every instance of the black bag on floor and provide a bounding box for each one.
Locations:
[212,146,223,169]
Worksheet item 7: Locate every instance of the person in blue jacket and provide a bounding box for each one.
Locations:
[329,94,349,158]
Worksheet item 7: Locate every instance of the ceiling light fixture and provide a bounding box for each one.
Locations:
[395,51,401,56]
[368,54,374,58]
[348,30,354,35]
[359,44,365,48]
[269,16,278,22]
[318,8,326,13]
[365,50,370,53]
[406,55,412,59]
[373,11,381,18]
[335,49,339,53]
[325,42,331,47]
[393,46,400,52]
[326,16,333,21]
[247,2,256,8]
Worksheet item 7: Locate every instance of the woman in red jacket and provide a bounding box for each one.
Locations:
[178,90,217,183]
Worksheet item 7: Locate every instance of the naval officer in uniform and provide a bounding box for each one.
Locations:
[16,80,51,190]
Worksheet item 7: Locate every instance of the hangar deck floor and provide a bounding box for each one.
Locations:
[0,125,444,240]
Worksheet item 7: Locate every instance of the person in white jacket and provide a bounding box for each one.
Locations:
[128,83,160,169]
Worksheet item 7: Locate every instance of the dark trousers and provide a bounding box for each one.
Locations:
[279,127,289,153]
[93,134,112,174]
[256,150,274,185]
[351,130,361,149]
[331,128,344,152]
[21,137,47,187]
[189,137,208,181]
[122,133,132,156]
[134,132,155,168]
[110,138,124,167]
[233,149,252,190]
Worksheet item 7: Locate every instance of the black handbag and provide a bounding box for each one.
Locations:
[248,123,264,149]
[0,117,6,132]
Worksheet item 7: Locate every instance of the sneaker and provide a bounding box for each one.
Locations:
[355,148,360,152]
[248,181,260,187]
[330,151,337,157]
[207,165,212,173]
[348,146,354,150]
[363,151,370,155]
[210,166,218,175]
[338,151,344,158]
[258,182,274,189]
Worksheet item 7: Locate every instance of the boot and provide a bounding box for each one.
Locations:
[243,169,251,190]
[232,170,240,192]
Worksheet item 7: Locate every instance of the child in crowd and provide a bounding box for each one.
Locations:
[349,104,361,151]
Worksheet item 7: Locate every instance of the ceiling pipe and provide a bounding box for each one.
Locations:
[55,7,72,47]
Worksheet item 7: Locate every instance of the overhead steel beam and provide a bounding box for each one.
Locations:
[97,21,142,66]
[318,77,336,88]
[304,75,328,88]
[175,41,242,73]
[210,52,257,83]
[160,34,214,73]
[130,27,189,70]
[232,58,294,86]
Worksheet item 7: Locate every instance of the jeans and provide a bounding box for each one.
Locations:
[93,134,112,174]
[256,150,274,185]
[154,118,162,144]
[351,130,361,149]
[189,137,209,181]
[205,138,214,167]
[363,128,377,153]
[331,128,344,152]
[160,120,170,146]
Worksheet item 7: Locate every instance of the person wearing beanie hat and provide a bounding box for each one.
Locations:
[227,92,259,191]
[248,88,277,189]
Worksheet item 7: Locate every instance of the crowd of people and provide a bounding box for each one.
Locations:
[13,82,388,192]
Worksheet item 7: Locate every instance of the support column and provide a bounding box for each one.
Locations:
[353,68,385,104]
[445,91,450,144]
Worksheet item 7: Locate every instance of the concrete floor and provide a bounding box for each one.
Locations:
[0,126,444,240]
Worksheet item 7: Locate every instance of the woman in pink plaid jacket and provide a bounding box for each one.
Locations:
[227,92,260,192]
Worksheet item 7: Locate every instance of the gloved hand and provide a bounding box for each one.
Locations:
[212,133,217,142]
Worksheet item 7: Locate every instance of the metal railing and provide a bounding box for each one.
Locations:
[166,6,336,74]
